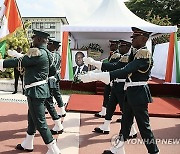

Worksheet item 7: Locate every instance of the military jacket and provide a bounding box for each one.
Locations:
[110,47,153,105]
[3,44,56,98]
[102,53,129,91]
[108,50,120,63]
[52,51,61,81]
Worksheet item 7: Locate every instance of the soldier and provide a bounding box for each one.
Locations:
[44,38,66,135]
[95,40,120,118]
[0,30,61,154]
[93,40,137,139]
[80,27,159,154]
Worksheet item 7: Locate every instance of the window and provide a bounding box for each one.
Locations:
[36,22,40,29]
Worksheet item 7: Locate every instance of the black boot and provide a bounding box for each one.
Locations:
[15,144,33,152]
[102,150,114,154]
[12,91,17,94]
[116,118,122,123]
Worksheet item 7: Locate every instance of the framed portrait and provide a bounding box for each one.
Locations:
[71,49,88,77]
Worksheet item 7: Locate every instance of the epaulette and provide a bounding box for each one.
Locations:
[119,55,129,63]
[134,49,151,59]
[110,53,121,59]
[26,48,41,58]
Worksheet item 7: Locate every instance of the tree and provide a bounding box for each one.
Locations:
[0,21,31,78]
[125,0,180,25]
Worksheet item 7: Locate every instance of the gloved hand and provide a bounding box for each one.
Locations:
[79,71,110,85]
[7,50,24,58]
[0,59,5,71]
[83,57,102,70]
[48,76,57,82]
[91,69,102,73]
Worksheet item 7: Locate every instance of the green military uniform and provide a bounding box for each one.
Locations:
[95,40,120,118]
[102,53,129,120]
[102,50,120,110]
[3,44,56,144]
[45,48,64,119]
[109,46,159,153]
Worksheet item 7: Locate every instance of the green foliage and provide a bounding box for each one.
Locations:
[126,0,180,45]
[6,21,31,53]
[1,21,32,79]
[125,0,180,25]
[147,14,171,45]
[61,90,95,95]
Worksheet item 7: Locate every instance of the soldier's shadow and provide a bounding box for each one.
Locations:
[0,114,27,123]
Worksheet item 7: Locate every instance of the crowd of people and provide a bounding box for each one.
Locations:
[0,26,159,154]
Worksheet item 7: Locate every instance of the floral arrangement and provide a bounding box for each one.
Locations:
[81,43,104,53]
[81,43,103,60]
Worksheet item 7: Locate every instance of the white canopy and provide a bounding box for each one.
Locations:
[62,0,177,40]
[61,0,177,56]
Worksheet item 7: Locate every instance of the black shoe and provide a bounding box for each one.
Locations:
[50,129,63,135]
[12,91,17,94]
[94,127,109,134]
[58,114,66,118]
[116,118,122,123]
[102,150,113,154]
[94,113,105,118]
[15,144,33,152]
[128,133,137,139]
[45,111,48,114]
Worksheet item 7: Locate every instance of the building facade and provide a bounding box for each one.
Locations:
[22,17,68,42]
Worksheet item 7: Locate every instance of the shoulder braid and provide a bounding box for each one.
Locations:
[110,53,121,59]
[134,49,151,59]
[26,48,41,58]
[119,55,129,63]
[134,49,152,73]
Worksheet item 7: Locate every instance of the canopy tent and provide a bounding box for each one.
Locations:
[62,0,177,42]
[60,0,178,80]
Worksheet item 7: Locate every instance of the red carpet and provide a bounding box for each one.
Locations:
[66,94,180,118]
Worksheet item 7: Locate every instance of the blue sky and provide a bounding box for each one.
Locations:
[0,0,127,24]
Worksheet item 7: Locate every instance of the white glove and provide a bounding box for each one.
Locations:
[83,57,102,70]
[8,50,24,58]
[79,71,110,85]
[0,59,5,71]
[91,69,102,73]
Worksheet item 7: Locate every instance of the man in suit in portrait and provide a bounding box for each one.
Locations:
[73,51,88,76]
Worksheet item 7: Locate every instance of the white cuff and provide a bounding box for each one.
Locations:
[16,52,24,58]
[94,61,102,70]
[0,59,5,71]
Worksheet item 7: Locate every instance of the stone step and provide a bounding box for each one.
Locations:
[0,79,23,92]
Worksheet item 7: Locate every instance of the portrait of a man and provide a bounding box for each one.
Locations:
[72,51,88,76]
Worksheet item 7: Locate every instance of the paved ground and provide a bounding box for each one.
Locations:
[0,91,180,154]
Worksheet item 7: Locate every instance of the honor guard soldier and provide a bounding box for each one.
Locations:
[44,38,66,135]
[84,40,137,139]
[95,40,120,118]
[80,27,159,154]
[93,40,137,139]
[0,29,61,154]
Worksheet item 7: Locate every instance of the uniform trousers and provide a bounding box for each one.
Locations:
[105,82,125,120]
[102,84,111,107]
[27,97,54,144]
[120,93,159,154]
[45,81,64,119]
[14,68,24,92]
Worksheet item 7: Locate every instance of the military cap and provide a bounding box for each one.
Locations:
[119,40,132,47]
[48,38,61,47]
[131,27,152,38]
[109,40,120,44]
[32,29,50,39]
